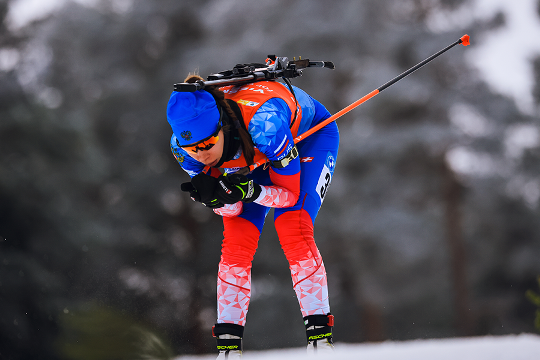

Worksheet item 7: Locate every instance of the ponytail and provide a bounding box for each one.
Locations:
[184,74,255,165]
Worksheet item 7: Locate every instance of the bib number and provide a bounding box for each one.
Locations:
[316,165,332,203]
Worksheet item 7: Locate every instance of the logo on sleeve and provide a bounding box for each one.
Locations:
[326,153,336,172]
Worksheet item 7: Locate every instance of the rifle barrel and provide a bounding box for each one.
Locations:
[174,72,269,92]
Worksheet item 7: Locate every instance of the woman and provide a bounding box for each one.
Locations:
[167,73,339,358]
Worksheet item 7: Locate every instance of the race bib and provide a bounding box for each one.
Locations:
[316,152,335,203]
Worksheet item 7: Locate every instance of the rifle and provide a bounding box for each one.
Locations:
[173,55,335,92]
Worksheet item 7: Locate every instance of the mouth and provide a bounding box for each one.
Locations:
[207,159,218,167]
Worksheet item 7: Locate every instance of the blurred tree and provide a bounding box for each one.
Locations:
[1,1,540,359]
[533,56,540,106]
[525,276,540,332]
[55,303,173,360]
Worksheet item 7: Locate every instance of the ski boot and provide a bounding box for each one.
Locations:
[212,323,244,359]
[304,313,334,354]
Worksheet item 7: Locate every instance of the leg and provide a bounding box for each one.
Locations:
[217,202,269,325]
[214,201,269,358]
[274,120,339,350]
[275,121,339,316]
[274,208,330,316]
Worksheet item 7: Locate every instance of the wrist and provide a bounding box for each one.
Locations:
[242,181,261,203]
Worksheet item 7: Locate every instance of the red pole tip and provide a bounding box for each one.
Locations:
[460,34,470,46]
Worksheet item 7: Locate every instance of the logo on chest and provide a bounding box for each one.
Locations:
[237,99,260,107]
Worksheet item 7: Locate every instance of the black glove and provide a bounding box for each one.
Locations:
[214,173,262,204]
[181,173,223,208]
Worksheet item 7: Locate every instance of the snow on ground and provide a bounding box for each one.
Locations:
[176,333,540,360]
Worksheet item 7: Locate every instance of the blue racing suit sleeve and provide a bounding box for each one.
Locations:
[248,98,300,176]
[248,86,327,175]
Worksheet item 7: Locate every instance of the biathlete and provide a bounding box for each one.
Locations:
[166,74,339,358]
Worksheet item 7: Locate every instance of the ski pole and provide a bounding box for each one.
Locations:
[294,34,470,143]
[235,34,470,175]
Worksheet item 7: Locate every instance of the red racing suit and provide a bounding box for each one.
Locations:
[170,81,339,326]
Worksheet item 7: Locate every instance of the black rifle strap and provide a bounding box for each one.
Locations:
[282,77,299,131]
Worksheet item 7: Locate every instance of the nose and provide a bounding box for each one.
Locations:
[199,152,210,163]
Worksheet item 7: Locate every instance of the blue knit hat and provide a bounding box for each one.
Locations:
[167,90,220,146]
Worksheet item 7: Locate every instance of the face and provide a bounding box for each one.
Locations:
[183,129,225,167]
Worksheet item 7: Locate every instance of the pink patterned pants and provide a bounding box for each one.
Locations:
[217,209,330,326]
